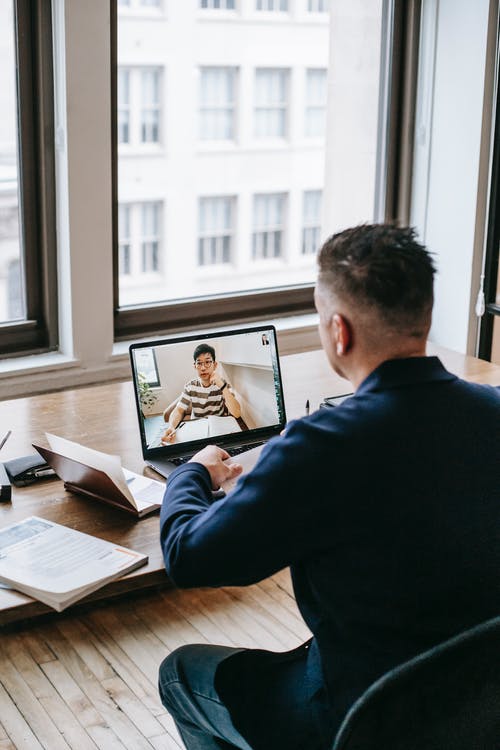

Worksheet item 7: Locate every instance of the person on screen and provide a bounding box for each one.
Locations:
[161,344,241,444]
[157,224,500,750]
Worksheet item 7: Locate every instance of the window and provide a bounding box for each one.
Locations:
[198,197,235,266]
[199,67,237,141]
[252,194,286,260]
[302,191,322,254]
[307,0,329,12]
[254,69,288,139]
[114,0,395,341]
[117,69,130,144]
[256,0,288,11]
[0,0,57,356]
[118,202,162,282]
[134,347,160,387]
[117,67,162,147]
[141,70,160,143]
[118,205,132,275]
[305,69,327,138]
[141,203,160,272]
[200,0,236,8]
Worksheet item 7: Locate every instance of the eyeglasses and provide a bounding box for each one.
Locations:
[194,359,214,368]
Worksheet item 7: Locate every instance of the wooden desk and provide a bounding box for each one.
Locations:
[1,344,498,625]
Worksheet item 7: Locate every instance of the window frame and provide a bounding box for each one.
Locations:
[0,0,58,358]
[479,41,500,360]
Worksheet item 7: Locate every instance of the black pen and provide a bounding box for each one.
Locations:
[0,430,11,452]
[305,400,310,417]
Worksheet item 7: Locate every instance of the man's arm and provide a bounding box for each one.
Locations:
[221,386,241,418]
[162,403,186,444]
[160,419,337,588]
[210,365,241,418]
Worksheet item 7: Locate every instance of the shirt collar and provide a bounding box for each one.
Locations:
[356,356,457,395]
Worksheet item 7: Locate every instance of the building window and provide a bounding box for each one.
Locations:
[199,67,237,141]
[302,190,322,255]
[307,0,329,12]
[256,0,288,11]
[118,205,132,275]
[254,69,288,139]
[305,69,327,138]
[7,260,22,320]
[141,69,160,143]
[141,203,161,272]
[252,194,286,259]
[117,67,162,146]
[118,69,130,144]
[198,197,235,266]
[118,202,162,277]
[200,0,236,8]
[114,0,394,339]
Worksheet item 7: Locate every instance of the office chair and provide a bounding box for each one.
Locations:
[332,614,500,750]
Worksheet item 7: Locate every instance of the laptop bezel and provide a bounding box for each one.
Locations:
[129,325,287,463]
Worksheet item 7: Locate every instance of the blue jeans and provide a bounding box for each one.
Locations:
[158,642,324,750]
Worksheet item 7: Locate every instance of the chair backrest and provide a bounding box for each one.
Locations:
[332,615,500,750]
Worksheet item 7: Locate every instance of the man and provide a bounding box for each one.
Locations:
[158,224,500,750]
[162,343,241,444]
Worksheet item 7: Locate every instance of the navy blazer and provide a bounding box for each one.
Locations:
[160,357,500,744]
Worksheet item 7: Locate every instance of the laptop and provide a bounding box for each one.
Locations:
[129,325,287,480]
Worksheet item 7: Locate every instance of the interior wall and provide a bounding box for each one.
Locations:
[410,0,492,354]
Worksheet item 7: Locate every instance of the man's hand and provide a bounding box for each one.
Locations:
[209,363,225,389]
[189,445,243,490]
[161,426,176,444]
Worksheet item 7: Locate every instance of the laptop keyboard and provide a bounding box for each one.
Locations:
[171,441,265,467]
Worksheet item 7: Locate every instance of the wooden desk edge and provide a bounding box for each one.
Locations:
[0,568,171,628]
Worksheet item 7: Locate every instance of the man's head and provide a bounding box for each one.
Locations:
[315,224,436,383]
[193,344,217,385]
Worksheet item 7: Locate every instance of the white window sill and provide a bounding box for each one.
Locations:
[0,314,320,400]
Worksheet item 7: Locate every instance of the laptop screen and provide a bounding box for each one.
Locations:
[129,325,286,462]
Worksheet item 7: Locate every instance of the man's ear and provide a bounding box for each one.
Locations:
[332,313,352,356]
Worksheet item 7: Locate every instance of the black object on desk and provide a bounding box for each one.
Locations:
[0,463,11,501]
[3,454,56,487]
[320,393,353,409]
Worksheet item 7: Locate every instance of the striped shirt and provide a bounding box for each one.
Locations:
[178,379,228,419]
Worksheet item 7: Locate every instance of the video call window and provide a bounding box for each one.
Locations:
[132,329,284,450]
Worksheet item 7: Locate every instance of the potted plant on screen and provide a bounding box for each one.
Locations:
[138,373,159,416]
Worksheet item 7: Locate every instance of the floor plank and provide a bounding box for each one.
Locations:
[0,571,305,749]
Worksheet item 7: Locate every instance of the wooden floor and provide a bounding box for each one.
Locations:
[0,570,310,749]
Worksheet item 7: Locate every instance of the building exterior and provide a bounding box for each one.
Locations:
[0,1,22,323]
[117,0,330,306]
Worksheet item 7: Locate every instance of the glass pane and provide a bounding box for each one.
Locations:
[117,3,384,307]
[0,1,25,323]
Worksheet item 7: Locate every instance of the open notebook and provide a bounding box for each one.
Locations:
[129,325,287,479]
[34,433,164,517]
